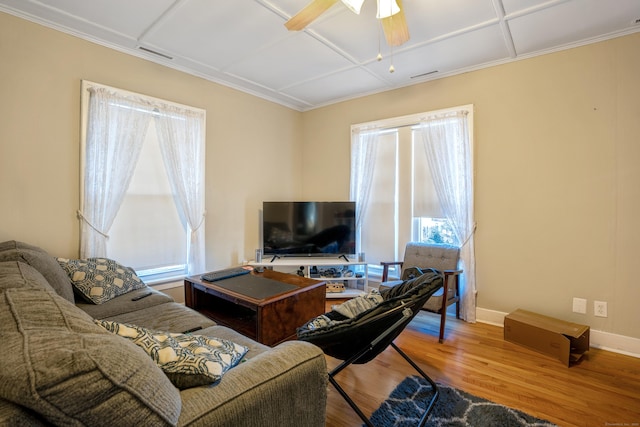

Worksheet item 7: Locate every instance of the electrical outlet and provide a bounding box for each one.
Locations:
[572,297,587,314]
[594,301,608,317]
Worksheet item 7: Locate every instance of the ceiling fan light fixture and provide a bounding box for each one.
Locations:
[376,0,400,19]
[341,0,365,14]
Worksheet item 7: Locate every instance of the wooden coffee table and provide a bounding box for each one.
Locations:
[184,270,326,346]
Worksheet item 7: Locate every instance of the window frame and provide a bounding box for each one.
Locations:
[350,105,474,279]
[79,80,206,283]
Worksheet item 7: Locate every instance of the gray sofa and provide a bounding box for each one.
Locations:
[0,241,327,426]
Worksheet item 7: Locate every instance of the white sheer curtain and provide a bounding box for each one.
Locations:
[79,87,151,258]
[419,110,477,322]
[350,130,379,251]
[154,107,206,276]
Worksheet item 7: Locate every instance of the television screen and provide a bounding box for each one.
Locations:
[262,201,356,258]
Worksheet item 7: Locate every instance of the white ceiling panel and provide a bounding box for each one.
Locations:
[283,67,387,106]
[1,0,638,111]
[501,0,560,15]
[508,0,640,55]
[404,0,499,41]
[1,0,174,37]
[36,0,175,36]
[308,3,381,63]
[226,31,356,90]
[143,0,289,68]
[364,24,511,83]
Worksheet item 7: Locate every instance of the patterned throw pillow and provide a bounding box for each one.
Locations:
[57,257,146,304]
[96,320,249,389]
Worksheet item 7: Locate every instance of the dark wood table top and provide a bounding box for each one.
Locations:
[185,269,325,308]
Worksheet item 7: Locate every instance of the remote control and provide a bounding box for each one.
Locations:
[131,291,152,301]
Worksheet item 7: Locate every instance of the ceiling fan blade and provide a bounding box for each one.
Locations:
[381,0,409,46]
[285,0,340,31]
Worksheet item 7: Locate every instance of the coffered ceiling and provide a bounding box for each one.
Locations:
[1,0,639,111]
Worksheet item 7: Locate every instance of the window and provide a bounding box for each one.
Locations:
[414,217,457,245]
[350,106,473,280]
[108,119,187,278]
[410,126,458,247]
[79,81,206,282]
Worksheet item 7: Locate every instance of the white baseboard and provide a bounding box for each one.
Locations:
[475,307,640,359]
[475,307,507,327]
[589,330,640,358]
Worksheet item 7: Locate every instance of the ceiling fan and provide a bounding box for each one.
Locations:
[284,0,410,47]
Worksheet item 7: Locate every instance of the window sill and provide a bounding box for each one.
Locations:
[142,273,186,289]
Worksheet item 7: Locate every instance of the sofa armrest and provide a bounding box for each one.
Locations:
[177,340,327,427]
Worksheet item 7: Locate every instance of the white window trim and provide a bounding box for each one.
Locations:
[351,105,474,134]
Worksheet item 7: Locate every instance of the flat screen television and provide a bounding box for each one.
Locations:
[262,201,356,258]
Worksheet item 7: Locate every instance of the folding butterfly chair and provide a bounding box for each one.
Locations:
[297,270,443,427]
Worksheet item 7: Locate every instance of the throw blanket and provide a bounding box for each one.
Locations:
[332,289,383,318]
[303,289,383,331]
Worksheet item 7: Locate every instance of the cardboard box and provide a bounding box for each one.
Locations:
[504,309,590,366]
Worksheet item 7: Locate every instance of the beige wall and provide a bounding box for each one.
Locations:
[301,34,640,340]
[1,11,639,342]
[0,12,303,269]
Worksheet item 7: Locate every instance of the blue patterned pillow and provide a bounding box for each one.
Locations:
[96,320,249,389]
[57,257,146,304]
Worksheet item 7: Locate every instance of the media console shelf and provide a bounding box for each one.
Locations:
[250,257,368,299]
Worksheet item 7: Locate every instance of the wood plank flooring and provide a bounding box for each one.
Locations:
[323,308,640,427]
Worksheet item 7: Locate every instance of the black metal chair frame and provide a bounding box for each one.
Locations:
[328,304,439,427]
[298,272,443,427]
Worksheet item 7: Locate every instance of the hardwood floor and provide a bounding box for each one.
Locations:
[322,308,640,427]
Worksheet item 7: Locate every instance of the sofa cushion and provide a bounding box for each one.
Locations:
[76,286,174,320]
[0,240,75,303]
[97,320,249,389]
[99,300,216,334]
[57,257,146,304]
[0,398,48,426]
[0,261,181,426]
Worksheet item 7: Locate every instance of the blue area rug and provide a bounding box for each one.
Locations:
[369,376,557,427]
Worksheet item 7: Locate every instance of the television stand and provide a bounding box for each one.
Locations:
[250,257,368,299]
